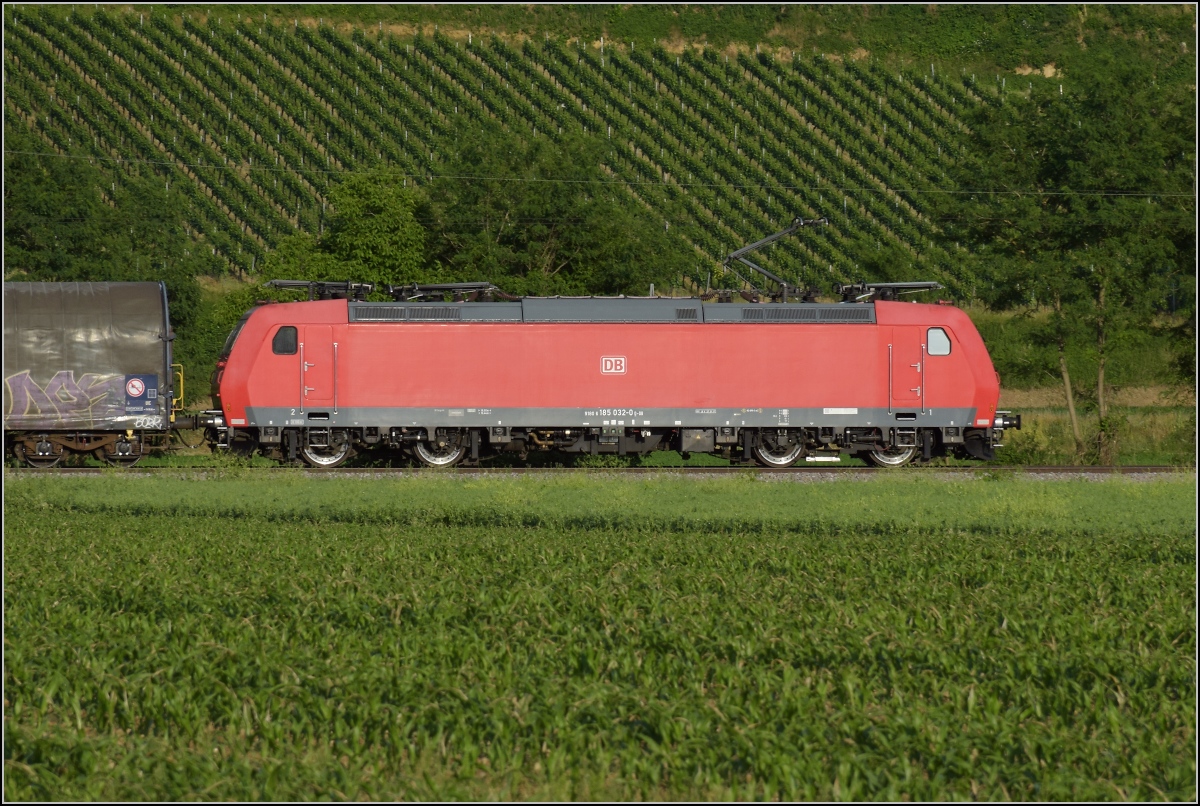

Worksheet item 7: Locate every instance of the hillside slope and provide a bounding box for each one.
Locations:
[4,5,1192,301]
[5,6,1021,294]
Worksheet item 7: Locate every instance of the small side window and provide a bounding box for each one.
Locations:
[272,326,297,355]
[928,327,951,356]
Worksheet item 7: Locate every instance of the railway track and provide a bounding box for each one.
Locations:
[6,465,1190,476]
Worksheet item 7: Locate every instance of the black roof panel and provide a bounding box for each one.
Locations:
[348,300,875,324]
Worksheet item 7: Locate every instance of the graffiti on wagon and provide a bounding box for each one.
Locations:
[4,370,127,428]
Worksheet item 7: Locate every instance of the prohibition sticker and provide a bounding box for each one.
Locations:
[124,374,159,415]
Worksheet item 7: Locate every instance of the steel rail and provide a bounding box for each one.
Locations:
[7,465,1190,476]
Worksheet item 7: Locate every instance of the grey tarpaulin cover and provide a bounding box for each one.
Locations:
[3,282,171,431]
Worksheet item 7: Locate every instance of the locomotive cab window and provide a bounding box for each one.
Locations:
[927,327,951,356]
[219,311,254,359]
[272,326,298,355]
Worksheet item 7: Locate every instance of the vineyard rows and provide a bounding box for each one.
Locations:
[6,9,1005,292]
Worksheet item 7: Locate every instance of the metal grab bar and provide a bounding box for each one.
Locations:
[170,363,185,422]
[887,343,892,415]
[921,343,926,414]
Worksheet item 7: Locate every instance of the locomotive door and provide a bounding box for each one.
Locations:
[301,326,336,411]
[889,327,924,412]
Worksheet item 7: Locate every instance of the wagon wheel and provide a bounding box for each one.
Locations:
[299,430,352,469]
[752,434,805,468]
[94,447,144,468]
[17,442,63,469]
[413,432,466,468]
[865,445,917,468]
[93,437,145,468]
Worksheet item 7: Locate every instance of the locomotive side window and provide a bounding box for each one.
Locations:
[272,326,298,355]
[927,327,951,356]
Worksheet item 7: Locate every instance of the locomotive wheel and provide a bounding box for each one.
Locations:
[865,445,918,468]
[752,435,804,468]
[299,431,352,468]
[413,438,466,468]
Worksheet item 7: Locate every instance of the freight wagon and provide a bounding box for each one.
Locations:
[3,282,182,467]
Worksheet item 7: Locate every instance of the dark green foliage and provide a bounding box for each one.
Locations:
[1166,307,1196,386]
[323,170,426,286]
[264,169,426,289]
[942,50,1193,310]
[5,474,1196,800]
[425,127,692,296]
[940,41,1194,404]
[971,309,1182,390]
[4,125,116,281]
[258,232,341,284]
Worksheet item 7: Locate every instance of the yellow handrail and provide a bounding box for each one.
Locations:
[171,363,185,423]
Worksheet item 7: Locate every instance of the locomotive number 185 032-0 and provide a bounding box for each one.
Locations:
[584,408,646,418]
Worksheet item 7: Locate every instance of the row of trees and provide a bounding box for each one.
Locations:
[939,48,1194,461]
[265,126,693,296]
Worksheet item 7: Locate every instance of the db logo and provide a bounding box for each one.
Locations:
[601,356,627,375]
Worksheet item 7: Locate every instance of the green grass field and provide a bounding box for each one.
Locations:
[4,471,1195,800]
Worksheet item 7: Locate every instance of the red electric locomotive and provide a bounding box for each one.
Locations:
[196,280,1020,468]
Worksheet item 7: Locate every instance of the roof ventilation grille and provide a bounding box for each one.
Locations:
[407,306,462,320]
[352,306,406,321]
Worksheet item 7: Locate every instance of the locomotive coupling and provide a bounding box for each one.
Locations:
[994,412,1022,430]
[171,411,225,430]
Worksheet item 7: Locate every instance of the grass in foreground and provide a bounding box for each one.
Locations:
[4,472,1196,800]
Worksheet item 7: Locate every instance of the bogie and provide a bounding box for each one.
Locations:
[752,430,806,468]
[17,439,63,468]
[413,429,467,468]
[865,445,918,468]
[299,429,353,468]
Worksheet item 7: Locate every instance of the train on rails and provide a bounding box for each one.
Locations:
[4,260,1020,469]
[173,278,1020,469]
